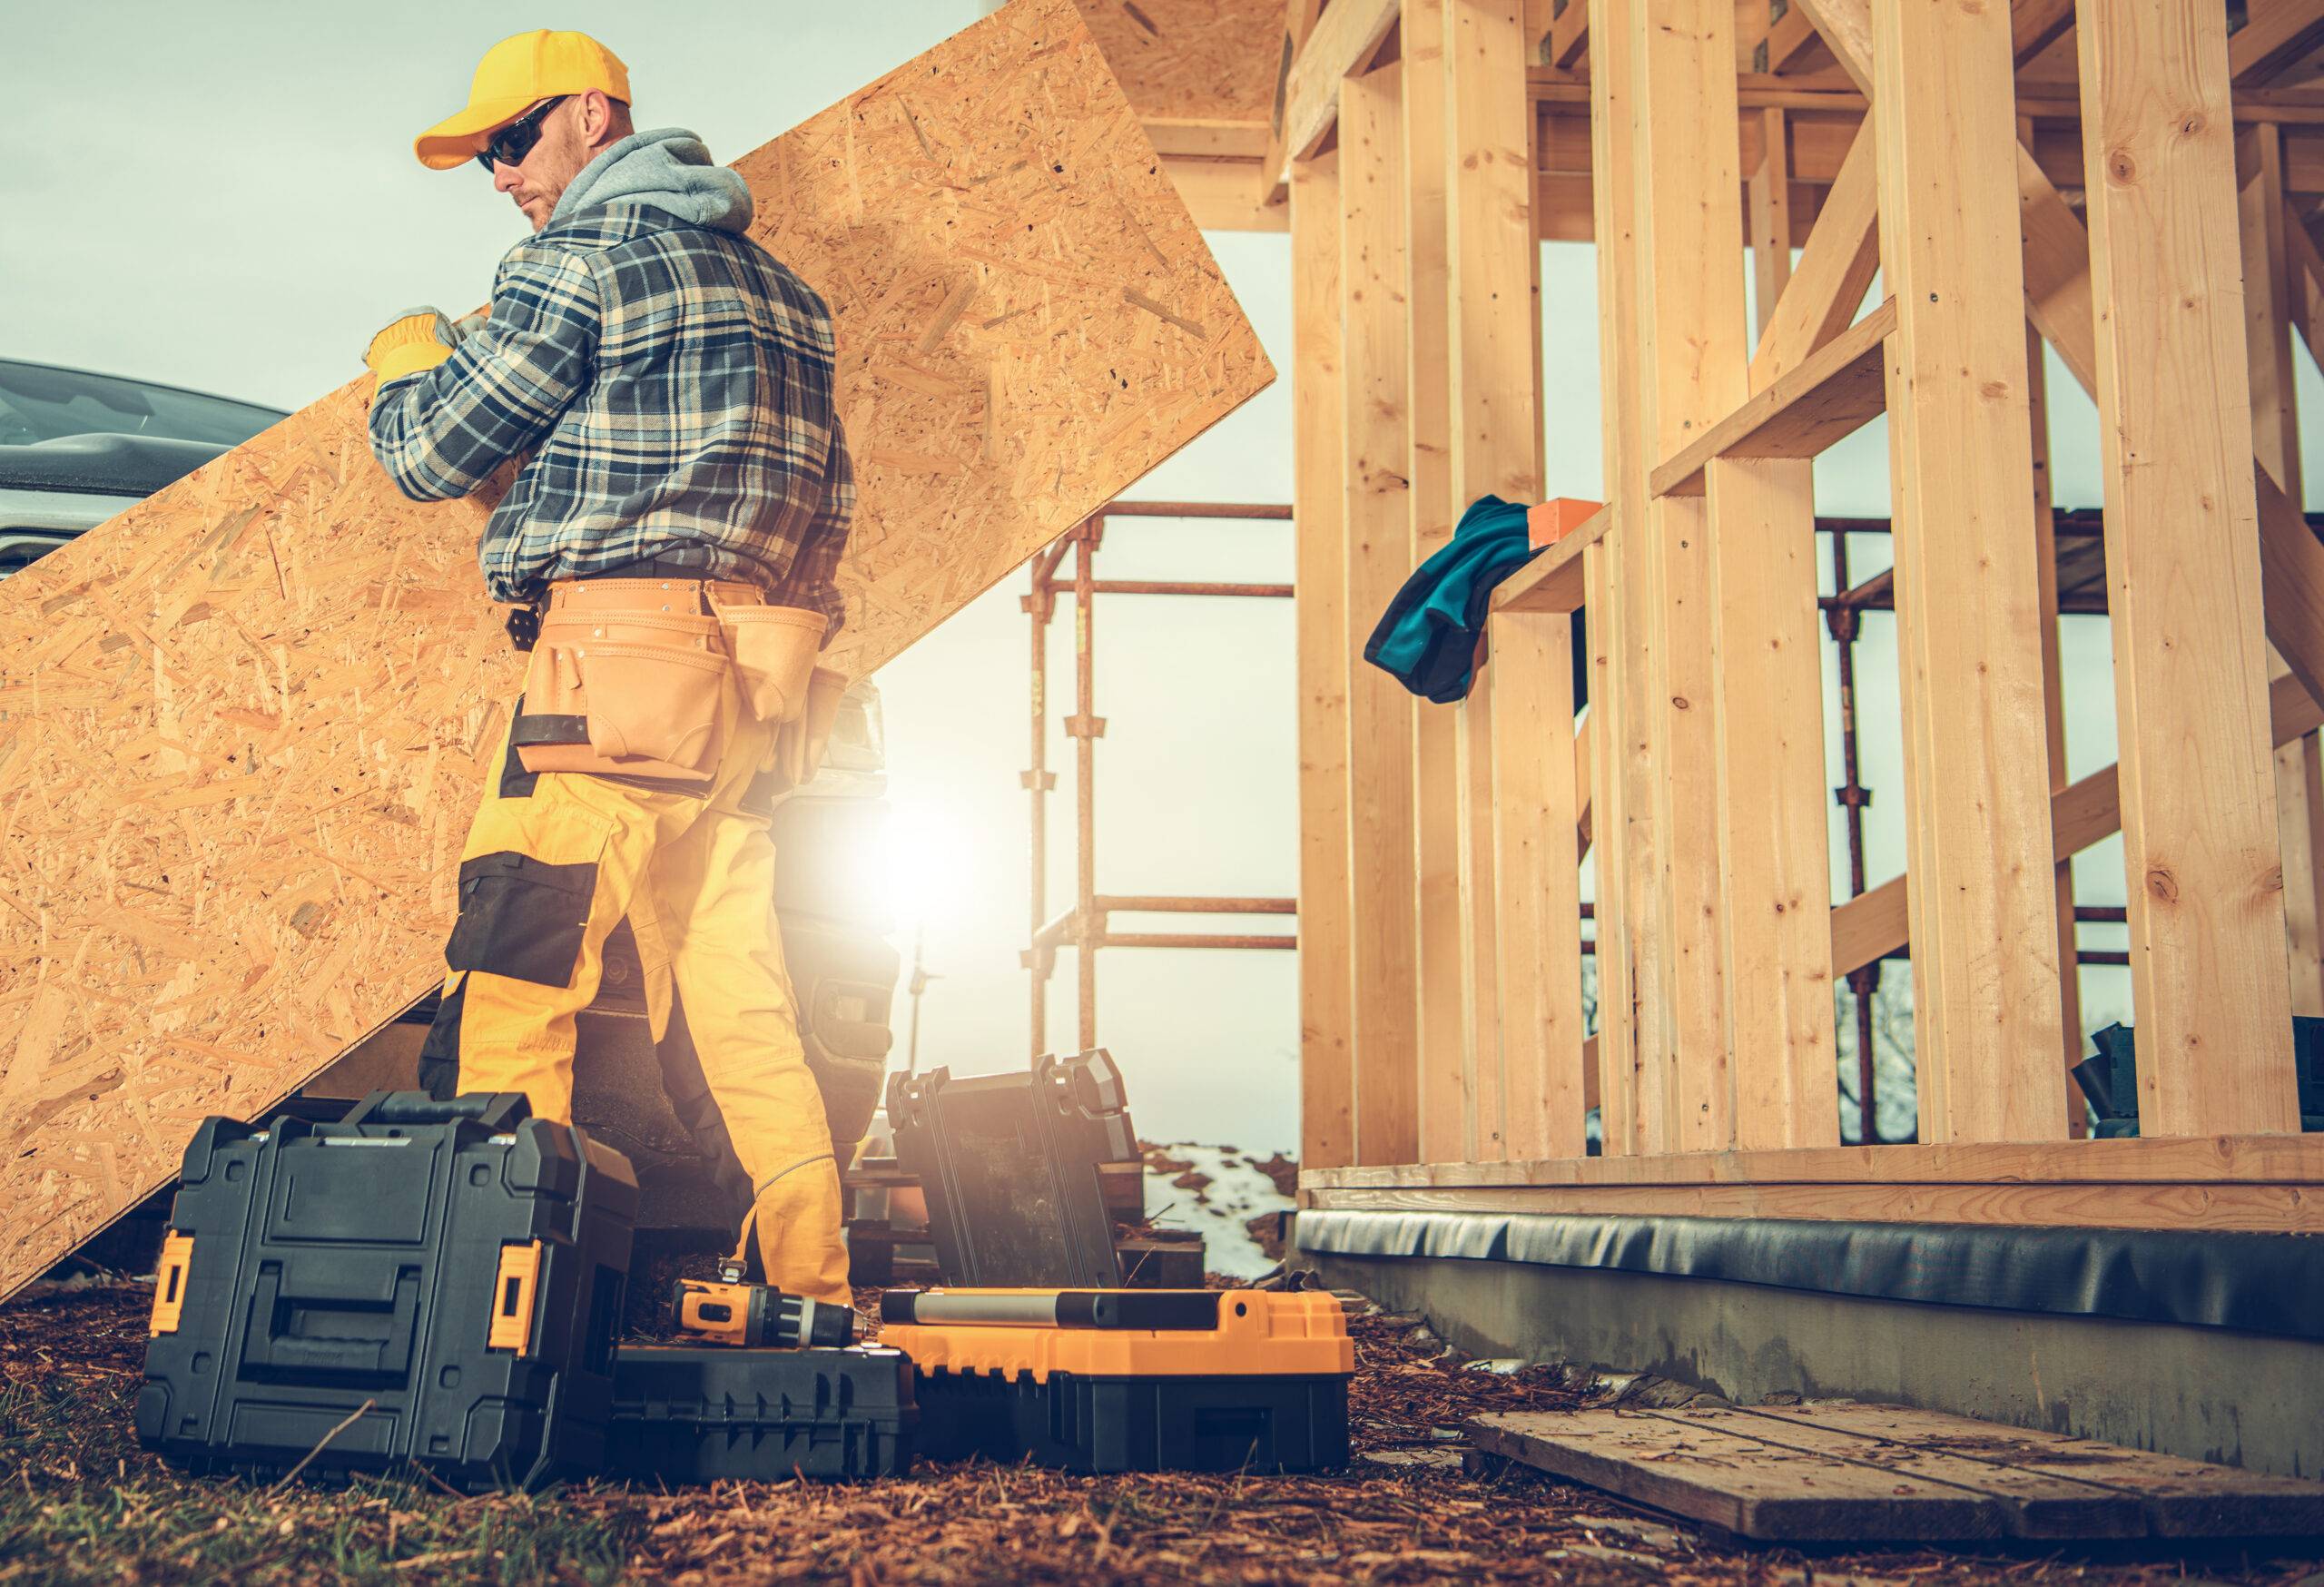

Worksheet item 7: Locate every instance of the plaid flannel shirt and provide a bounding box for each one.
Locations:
[368,205,852,629]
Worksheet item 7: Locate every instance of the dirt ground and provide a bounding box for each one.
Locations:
[3,1277,2320,1585]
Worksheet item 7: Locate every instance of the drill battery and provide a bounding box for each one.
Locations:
[670,1276,859,1348]
[879,1287,1353,1473]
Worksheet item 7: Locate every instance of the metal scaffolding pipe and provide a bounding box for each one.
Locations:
[1101,932,1299,951]
[1095,894,1298,914]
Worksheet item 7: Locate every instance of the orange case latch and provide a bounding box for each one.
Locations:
[487,1240,545,1355]
[149,1233,194,1336]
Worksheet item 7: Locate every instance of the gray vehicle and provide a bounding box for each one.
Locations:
[3,357,897,1245]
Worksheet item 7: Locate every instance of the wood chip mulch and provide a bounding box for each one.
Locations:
[4,1279,2320,1585]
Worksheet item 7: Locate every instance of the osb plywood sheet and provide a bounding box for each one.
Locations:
[0,0,1271,1300]
[1070,0,1285,123]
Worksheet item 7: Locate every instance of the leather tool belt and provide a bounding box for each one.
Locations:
[511,577,842,785]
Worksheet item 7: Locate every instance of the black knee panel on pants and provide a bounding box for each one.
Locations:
[418,979,466,1101]
[445,852,599,989]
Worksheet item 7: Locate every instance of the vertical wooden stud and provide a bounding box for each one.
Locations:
[1626,0,1743,1151]
[1447,0,1541,1152]
[1340,65,1423,1166]
[1291,151,1354,1171]
[1871,0,2069,1142]
[1748,107,1794,342]
[1488,606,1588,1158]
[1586,0,1652,1155]
[2076,0,2299,1135]
[1403,0,1473,1161]
[2026,320,2089,1126]
[2240,121,2324,1016]
[2280,732,2324,1016]
[1583,538,1639,1152]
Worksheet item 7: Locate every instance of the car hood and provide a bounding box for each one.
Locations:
[0,433,230,498]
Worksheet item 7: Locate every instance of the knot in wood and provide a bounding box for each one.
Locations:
[2144,864,2180,904]
[2106,147,2138,186]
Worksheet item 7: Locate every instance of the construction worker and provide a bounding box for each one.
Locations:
[362,30,855,1306]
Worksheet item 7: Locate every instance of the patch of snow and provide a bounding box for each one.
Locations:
[1139,1142,1295,1279]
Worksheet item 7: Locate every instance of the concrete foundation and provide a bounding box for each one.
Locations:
[1307,1250,2324,1480]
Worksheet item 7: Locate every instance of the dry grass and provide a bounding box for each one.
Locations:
[4,1281,2320,1584]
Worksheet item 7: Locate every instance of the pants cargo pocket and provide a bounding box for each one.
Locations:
[445,851,604,989]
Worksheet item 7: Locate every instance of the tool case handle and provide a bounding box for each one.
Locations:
[241,1267,422,1384]
[340,1091,532,1130]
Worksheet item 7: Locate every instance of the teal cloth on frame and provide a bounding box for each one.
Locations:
[1363,494,1541,704]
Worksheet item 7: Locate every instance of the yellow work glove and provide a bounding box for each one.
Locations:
[363,307,462,385]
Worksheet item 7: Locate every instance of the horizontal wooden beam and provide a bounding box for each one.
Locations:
[1271,0,1403,188]
[1528,71,2324,123]
[1300,1176,2323,1231]
[1142,116,1275,160]
[1302,1128,2324,1187]
[1827,670,2324,976]
[1162,157,1291,230]
[1650,298,1895,496]
[1491,505,1611,612]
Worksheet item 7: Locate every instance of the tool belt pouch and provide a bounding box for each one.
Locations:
[771,666,852,789]
[517,610,728,783]
[708,599,826,724]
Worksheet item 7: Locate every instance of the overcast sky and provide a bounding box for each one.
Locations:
[11,3,2319,1152]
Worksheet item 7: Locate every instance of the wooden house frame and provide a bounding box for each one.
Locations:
[1098,0,2324,1469]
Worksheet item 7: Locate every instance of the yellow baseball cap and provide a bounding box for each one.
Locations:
[413,29,631,171]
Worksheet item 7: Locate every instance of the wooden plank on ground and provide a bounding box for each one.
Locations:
[1872,0,2069,1143]
[1291,148,1354,1171]
[1446,0,1542,1156]
[1404,0,1471,1165]
[1654,298,1895,496]
[1673,1406,2144,1540]
[0,0,1274,1302]
[2077,0,2299,1137]
[1338,64,1423,1167]
[1624,0,1742,1151]
[1745,1404,2324,1537]
[1467,1411,2004,1542]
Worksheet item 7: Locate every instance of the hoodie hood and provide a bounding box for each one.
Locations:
[548,128,753,233]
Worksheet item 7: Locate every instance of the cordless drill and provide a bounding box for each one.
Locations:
[670,1264,859,1348]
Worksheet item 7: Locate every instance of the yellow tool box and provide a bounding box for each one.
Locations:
[879,1287,1353,1472]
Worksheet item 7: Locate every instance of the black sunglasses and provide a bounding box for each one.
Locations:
[475,97,567,173]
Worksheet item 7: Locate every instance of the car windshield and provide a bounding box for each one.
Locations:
[0,359,282,448]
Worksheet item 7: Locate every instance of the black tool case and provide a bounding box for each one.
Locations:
[607,1346,914,1482]
[911,1371,1349,1474]
[136,1091,636,1492]
[885,1049,1138,1287]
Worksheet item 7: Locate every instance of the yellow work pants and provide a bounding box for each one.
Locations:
[420,695,851,1306]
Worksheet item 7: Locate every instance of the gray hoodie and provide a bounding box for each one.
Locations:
[548,127,753,234]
